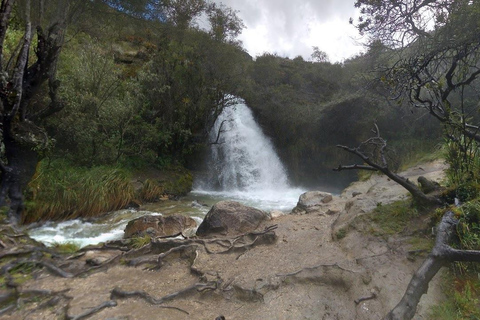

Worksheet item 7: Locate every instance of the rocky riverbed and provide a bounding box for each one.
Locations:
[1,160,448,320]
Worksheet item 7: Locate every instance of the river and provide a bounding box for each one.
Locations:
[28,102,305,247]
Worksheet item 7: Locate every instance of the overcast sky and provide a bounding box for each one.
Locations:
[212,0,364,62]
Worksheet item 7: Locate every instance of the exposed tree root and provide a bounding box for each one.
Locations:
[123,225,278,268]
[39,260,74,278]
[67,300,117,320]
[0,224,279,318]
[276,262,357,278]
[0,288,71,317]
[110,281,218,314]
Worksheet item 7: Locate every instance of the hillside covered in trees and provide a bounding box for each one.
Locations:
[0,0,445,225]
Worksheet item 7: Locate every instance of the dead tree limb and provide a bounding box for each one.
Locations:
[385,211,480,320]
[334,124,442,207]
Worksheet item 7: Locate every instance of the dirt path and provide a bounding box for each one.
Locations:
[3,160,447,320]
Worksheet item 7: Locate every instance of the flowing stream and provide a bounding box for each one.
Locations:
[29,102,304,247]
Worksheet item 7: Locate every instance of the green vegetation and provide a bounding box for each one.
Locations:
[23,160,135,223]
[50,242,82,254]
[0,0,447,222]
[335,228,347,240]
[131,235,152,249]
[352,199,424,239]
[370,200,418,236]
[429,273,480,320]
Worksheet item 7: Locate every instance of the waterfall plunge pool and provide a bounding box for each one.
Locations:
[28,102,306,248]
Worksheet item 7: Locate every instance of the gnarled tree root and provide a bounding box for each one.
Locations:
[110,281,218,315]
[67,300,117,320]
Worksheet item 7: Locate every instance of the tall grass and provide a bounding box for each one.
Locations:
[23,160,134,223]
[138,179,165,202]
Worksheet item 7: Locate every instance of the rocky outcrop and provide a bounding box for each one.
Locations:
[292,191,333,214]
[196,201,269,237]
[124,214,197,238]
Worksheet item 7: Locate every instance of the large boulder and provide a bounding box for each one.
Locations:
[124,214,197,238]
[292,191,333,214]
[196,201,269,237]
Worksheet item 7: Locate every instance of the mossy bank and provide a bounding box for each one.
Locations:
[23,160,193,224]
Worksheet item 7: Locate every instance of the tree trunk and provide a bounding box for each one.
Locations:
[385,211,480,319]
[0,120,42,224]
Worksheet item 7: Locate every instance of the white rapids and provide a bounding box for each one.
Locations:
[29,102,304,247]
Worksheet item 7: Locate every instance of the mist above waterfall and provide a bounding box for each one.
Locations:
[194,103,303,211]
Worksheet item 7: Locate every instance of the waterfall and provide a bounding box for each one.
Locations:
[28,102,303,247]
[194,103,302,210]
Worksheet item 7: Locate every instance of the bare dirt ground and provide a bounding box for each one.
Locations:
[3,160,448,320]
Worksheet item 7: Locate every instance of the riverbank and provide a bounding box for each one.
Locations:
[1,160,448,319]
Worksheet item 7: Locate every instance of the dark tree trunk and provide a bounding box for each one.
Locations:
[0,120,40,224]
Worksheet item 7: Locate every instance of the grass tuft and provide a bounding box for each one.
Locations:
[23,160,135,223]
[138,179,165,202]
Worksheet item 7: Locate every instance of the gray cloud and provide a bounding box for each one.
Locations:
[214,0,362,61]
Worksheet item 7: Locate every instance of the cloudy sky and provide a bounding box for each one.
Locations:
[212,0,364,62]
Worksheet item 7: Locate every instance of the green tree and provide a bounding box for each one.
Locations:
[206,2,244,45]
[0,0,88,223]
[348,1,480,319]
[310,46,329,63]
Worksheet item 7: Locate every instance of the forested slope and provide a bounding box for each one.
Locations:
[0,0,445,222]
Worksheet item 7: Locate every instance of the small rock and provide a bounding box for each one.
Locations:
[326,208,340,215]
[352,192,362,197]
[292,191,333,213]
[270,210,285,218]
[86,257,107,266]
[191,199,208,208]
[345,200,354,211]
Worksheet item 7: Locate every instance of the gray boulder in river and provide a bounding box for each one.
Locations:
[196,201,269,237]
[124,214,197,238]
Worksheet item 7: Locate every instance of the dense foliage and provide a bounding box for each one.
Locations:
[350,1,480,318]
[0,0,447,221]
[244,53,441,188]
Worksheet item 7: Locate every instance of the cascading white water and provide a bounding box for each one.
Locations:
[29,102,304,247]
[194,103,303,210]
[209,103,289,190]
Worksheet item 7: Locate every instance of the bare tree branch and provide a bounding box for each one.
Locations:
[334,125,442,207]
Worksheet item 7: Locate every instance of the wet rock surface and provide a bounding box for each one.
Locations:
[196,200,269,237]
[292,191,333,214]
[124,214,197,238]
